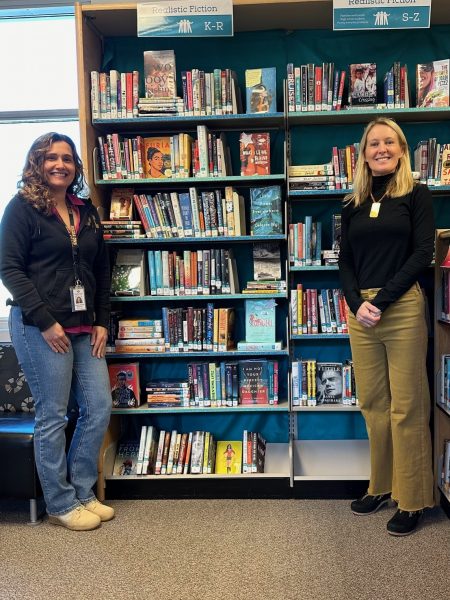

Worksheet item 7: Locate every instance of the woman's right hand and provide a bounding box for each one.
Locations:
[355,301,382,328]
[42,322,70,353]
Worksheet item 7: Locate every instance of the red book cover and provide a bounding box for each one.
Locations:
[109,362,141,407]
[239,360,269,404]
[240,132,271,176]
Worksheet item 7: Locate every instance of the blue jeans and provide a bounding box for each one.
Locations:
[9,307,112,515]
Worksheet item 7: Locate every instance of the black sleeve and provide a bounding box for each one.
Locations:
[0,197,56,331]
[371,185,435,312]
[91,208,111,328]
[338,203,363,315]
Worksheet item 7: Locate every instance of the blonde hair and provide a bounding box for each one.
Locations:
[344,117,414,207]
[18,132,85,215]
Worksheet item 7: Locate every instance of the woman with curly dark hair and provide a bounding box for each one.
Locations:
[0,132,114,530]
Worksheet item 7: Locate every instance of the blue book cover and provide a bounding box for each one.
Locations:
[147,251,156,295]
[245,299,276,343]
[250,186,282,236]
[178,192,193,237]
[245,67,277,114]
[154,250,163,295]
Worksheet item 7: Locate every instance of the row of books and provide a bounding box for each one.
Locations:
[288,143,361,191]
[108,297,277,353]
[291,360,358,406]
[384,62,410,109]
[97,127,231,181]
[147,248,240,296]
[288,220,322,267]
[414,140,450,187]
[439,269,450,321]
[113,428,266,476]
[440,354,450,410]
[101,220,145,240]
[110,244,284,297]
[109,353,282,409]
[186,359,279,407]
[91,70,139,120]
[286,62,346,113]
[180,67,242,116]
[290,286,349,335]
[133,187,247,239]
[288,215,341,267]
[90,54,450,122]
[107,184,282,240]
[286,60,450,113]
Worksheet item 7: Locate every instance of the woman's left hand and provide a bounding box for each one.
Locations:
[90,325,108,358]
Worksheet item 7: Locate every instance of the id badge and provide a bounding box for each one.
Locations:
[70,285,87,312]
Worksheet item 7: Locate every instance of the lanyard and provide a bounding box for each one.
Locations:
[65,202,82,285]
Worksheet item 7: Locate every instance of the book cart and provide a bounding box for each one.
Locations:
[434,230,450,517]
[74,1,450,502]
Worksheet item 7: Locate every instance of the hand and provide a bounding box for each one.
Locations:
[42,322,70,353]
[91,325,108,358]
[355,301,382,328]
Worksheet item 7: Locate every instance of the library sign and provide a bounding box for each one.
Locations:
[333,0,431,30]
[137,0,233,37]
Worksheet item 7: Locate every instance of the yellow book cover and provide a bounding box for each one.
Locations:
[143,136,172,178]
[215,441,242,474]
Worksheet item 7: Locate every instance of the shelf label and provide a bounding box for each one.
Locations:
[333,0,431,30]
[137,0,233,37]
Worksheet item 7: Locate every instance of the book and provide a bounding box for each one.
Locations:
[349,63,377,107]
[416,60,450,108]
[110,249,146,296]
[214,441,243,474]
[239,360,269,404]
[240,132,270,176]
[109,188,134,220]
[245,298,276,343]
[245,67,277,114]
[113,439,140,476]
[108,362,141,408]
[236,341,282,351]
[144,49,176,99]
[143,136,172,178]
[253,241,281,281]
[316,362,343,405]
[250,186,283,236]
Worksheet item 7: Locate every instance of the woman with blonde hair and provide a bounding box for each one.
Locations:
[339,117,435,536]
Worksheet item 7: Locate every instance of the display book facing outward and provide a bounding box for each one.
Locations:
[75,2,450,503]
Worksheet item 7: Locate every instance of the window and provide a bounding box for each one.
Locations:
[0,11,79,334]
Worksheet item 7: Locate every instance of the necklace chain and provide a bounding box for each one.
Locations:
[370,191,389,204]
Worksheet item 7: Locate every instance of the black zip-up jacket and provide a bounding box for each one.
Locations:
[0,193,110,331]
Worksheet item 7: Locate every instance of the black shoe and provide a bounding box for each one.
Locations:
[387,509,423,536]
[351,492,391,515]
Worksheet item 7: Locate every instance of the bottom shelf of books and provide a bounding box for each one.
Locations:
[97,410,291,498]
[293,440,370,481]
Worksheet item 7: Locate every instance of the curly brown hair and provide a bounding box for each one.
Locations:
[18,132,85,215]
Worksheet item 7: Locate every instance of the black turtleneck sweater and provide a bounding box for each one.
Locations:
[338,174,435,315]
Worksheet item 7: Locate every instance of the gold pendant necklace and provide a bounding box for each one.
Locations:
[369,191,388,218]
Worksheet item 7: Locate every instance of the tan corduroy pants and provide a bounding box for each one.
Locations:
[348,283,434,511]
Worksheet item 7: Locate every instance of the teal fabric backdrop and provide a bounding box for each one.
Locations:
[102,25,450,442]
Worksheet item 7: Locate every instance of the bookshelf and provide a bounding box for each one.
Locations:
[434,230,450,516]
[74,1,450,500]
[287,105,450,488]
